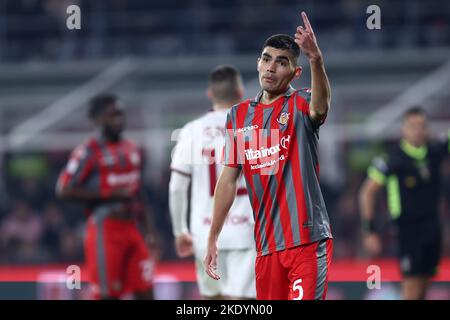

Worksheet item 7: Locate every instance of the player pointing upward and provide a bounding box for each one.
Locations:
[204,12,333,300]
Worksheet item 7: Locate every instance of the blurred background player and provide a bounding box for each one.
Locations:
[169,65,256,299]
[56,94,159,300]
[204,12,333,300]
[359,107,450,300]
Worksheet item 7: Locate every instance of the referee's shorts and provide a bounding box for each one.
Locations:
[397,219,442,277]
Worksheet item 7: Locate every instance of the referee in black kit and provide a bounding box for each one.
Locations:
[359,107,450,300]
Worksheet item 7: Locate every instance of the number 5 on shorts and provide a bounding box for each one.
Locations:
[293,279,304,300]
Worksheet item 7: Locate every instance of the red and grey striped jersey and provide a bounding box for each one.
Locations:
[57,135,143,219]
[224,86,332,256]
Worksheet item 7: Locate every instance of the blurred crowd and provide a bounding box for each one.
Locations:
[1,140,449,266]
[1,0,450,61]
[0,150,175,265]
[0,151,84,264]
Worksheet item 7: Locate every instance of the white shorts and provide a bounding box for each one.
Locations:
[195,247,256,299]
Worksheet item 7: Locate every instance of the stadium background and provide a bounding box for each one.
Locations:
[0,0,450,299]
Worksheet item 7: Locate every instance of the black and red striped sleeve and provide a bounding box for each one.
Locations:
[56,142,96,192]
[295,88,327,130]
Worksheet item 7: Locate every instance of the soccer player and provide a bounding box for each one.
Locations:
[56,94,158,300]
[359,107,450,300]
[204,12,333,300]
[169,65,256,299]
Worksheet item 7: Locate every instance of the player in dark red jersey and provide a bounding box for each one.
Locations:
[204,12,333,300]
[57,94,158,300]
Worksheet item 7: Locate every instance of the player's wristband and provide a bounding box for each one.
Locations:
[362,220,376,233]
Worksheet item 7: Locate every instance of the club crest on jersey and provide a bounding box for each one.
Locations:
[277,112,290,126]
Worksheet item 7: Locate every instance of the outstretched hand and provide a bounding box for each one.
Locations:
[294,12,322,62]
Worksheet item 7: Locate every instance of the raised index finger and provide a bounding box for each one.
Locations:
[301,11,313,33]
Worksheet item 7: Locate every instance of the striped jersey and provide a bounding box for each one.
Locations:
[57,134,144,219]
[224,87,332,256]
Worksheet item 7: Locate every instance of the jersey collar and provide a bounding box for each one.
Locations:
[250,86,296,107]
[400,139,427,160]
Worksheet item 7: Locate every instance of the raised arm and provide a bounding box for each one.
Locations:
[294,12,331,122]
[204,165,241,280]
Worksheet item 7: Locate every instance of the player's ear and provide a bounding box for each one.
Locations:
[96,110,109,126]
[257,57,261,71]
[94,116,104,126]
[206,88,213,100]
[293,66,302,79]
[90,113,100,126]
[237,86,244,101]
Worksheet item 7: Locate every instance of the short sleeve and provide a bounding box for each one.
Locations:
[295,88,326,132]
[367,155,391,186]
[57,144,96,192]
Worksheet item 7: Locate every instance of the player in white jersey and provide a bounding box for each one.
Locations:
[169,65,256,299]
